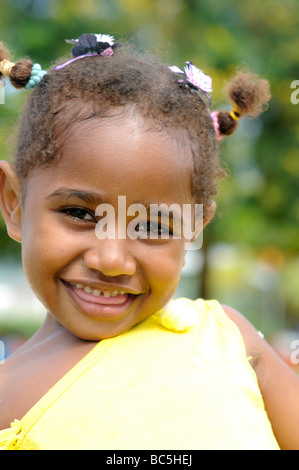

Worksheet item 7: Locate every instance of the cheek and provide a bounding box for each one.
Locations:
[20,210,72,290]
[21,234,55,299]
[145,243,185,292]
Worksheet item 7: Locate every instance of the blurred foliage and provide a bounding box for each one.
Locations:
[0,0,299,324]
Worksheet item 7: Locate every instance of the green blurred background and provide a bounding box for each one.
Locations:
[0,0,299,367]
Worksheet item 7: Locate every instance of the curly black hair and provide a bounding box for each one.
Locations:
[0,38,270,220]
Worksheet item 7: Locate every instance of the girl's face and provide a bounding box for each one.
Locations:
[17,115,196,340]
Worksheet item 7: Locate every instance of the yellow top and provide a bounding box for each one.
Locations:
[0,298,280,450]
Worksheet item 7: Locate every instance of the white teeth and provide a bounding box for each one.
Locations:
[84,286,93,294]
[69,282,128,297]
[83,285,102,296]
[103,291,112,298]
[93,290,101,296]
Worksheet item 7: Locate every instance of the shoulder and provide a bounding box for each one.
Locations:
[221,303,299,450]
[221,304,264,368]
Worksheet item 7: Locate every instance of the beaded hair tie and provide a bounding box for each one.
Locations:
[25,63,47,89]
[0,58,47,89]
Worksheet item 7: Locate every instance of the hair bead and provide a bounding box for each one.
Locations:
[25,63,47,89]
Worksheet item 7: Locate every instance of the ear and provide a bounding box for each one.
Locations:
[183,201,216,251]
[194,200,216,238]
[0,161,22,243]
[203,200,216,228]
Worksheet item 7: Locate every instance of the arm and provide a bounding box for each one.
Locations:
[222,304,299,450]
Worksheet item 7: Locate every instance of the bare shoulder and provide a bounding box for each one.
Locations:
[222,304,299,450]
[221,304,264,361]
[0,331,97,431]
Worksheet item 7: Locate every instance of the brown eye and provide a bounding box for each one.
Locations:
[60,207,95,222]
[135,221,173,237]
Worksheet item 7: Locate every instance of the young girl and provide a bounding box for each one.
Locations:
[0,33,298,450]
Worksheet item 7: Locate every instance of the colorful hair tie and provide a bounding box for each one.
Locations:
[210,111,224,140]
[55,33,120,71]
[169,61,212,105]
[0,59,15,77]
[25,63,47,89]
[229,105,240,121]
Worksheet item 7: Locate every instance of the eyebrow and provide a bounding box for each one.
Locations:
[46,187,107,206]
[143,202,184,226]
[46,188,185,225]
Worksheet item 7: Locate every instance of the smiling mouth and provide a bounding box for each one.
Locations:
[68,282,131,304]
[62,280,139,319]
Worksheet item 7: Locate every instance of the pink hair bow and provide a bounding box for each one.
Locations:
[169,61,212,104]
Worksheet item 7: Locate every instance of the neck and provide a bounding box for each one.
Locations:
[7,312,82,361]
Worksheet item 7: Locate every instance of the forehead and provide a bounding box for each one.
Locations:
[29,113,194,204]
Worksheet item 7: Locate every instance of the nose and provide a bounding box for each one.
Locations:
[83,238,137,278]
